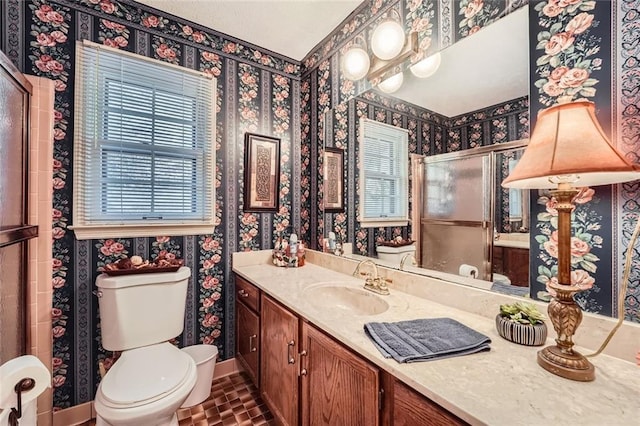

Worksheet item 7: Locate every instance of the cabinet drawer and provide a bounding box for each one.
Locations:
[236,276,260,312]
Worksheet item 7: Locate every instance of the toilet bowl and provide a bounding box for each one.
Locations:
[94,343,197,426]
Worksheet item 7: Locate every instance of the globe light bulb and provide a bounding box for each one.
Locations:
[341,47,370,81]
[371,20,405,60]
[378,71,404,93]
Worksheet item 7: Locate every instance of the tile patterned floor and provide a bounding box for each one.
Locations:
[84,371,274,426]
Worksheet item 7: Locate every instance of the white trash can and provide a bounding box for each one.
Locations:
[180,344,219,407]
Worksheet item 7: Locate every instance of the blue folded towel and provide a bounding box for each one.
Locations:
[364,318,491,363]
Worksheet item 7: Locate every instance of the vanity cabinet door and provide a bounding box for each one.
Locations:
[301,322,380,426]
[236,299,259,384]
[260,295,300,426]
[235,276,261,385]
[389,378,467,426]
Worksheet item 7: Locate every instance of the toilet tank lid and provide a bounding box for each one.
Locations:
[96,266,191,289]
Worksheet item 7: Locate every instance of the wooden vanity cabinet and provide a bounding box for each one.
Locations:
[260,294,380,426]
[382,375,468,426]
[256,290,464,426]
[235,276,261,385]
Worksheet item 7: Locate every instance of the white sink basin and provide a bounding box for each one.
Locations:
[303,283,389,316]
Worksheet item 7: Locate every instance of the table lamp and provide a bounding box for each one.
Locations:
[502,100,640,381]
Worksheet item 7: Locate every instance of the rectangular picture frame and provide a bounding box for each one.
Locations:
[323,147,344,213]
[243,133,280,212]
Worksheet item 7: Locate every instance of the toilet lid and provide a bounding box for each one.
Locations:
[101,343,193,407]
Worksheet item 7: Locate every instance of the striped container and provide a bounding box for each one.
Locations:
[495,315,547,346]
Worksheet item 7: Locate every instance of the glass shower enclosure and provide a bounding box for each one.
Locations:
[0,51,38,363]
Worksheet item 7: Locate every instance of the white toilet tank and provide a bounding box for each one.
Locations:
[96,267,191,351]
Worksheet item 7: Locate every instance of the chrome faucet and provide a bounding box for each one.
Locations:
[399,253,417,270]
[353,259,390,295]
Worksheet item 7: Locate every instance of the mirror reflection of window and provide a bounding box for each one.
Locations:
[508,159,522,221]
[359,118,409,226]
[426,163,453,216]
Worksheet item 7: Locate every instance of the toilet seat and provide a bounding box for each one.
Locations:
[100,342,194,409]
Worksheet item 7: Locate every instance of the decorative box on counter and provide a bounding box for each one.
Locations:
[272,233,305,267]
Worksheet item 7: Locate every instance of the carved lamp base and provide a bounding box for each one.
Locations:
[537,346,595,382]
[538,281,596,382]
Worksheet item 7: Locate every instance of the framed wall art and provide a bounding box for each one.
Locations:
[243,133,280,212]
[323,147,344,212]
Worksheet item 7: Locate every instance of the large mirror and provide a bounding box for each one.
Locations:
[320,6,531,296]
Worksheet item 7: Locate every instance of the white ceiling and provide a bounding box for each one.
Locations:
[135,0,363,61]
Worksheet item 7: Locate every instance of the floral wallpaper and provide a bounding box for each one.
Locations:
[6,0,300,409]
[1,0,638,413]
[456,0,503,39]
[533,0,603,106]
[533,187,613,316]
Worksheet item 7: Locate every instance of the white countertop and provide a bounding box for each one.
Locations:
[232,251,640,426]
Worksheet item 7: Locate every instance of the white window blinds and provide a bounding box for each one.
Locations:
[359,118,409,226]
[72,41,216,239]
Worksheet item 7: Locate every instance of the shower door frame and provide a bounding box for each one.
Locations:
[0,50,38,360]
[411,139,529,283]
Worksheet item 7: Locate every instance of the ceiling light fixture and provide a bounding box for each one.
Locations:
[341,8,422,91]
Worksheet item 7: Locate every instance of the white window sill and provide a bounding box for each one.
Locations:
[70,222,215,240]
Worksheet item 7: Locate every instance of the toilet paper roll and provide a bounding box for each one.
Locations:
[0,355,51,409]
[458,264,479,279]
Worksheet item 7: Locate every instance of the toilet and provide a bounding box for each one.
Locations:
[93,267,197,426]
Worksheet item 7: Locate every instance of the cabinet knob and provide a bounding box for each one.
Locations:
[300,368,308,376]
[238,289,249,298]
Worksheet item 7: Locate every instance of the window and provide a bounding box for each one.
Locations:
[359,118,409,227]
[71,41,216,239]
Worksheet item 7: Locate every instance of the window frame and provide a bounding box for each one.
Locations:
[358,117,409,228]
[70,40,216,239]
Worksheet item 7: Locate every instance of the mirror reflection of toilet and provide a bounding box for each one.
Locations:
[93,267,197,426]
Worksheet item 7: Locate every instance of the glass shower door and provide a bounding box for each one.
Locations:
[421,154,491,280]
[0,52,37,363]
